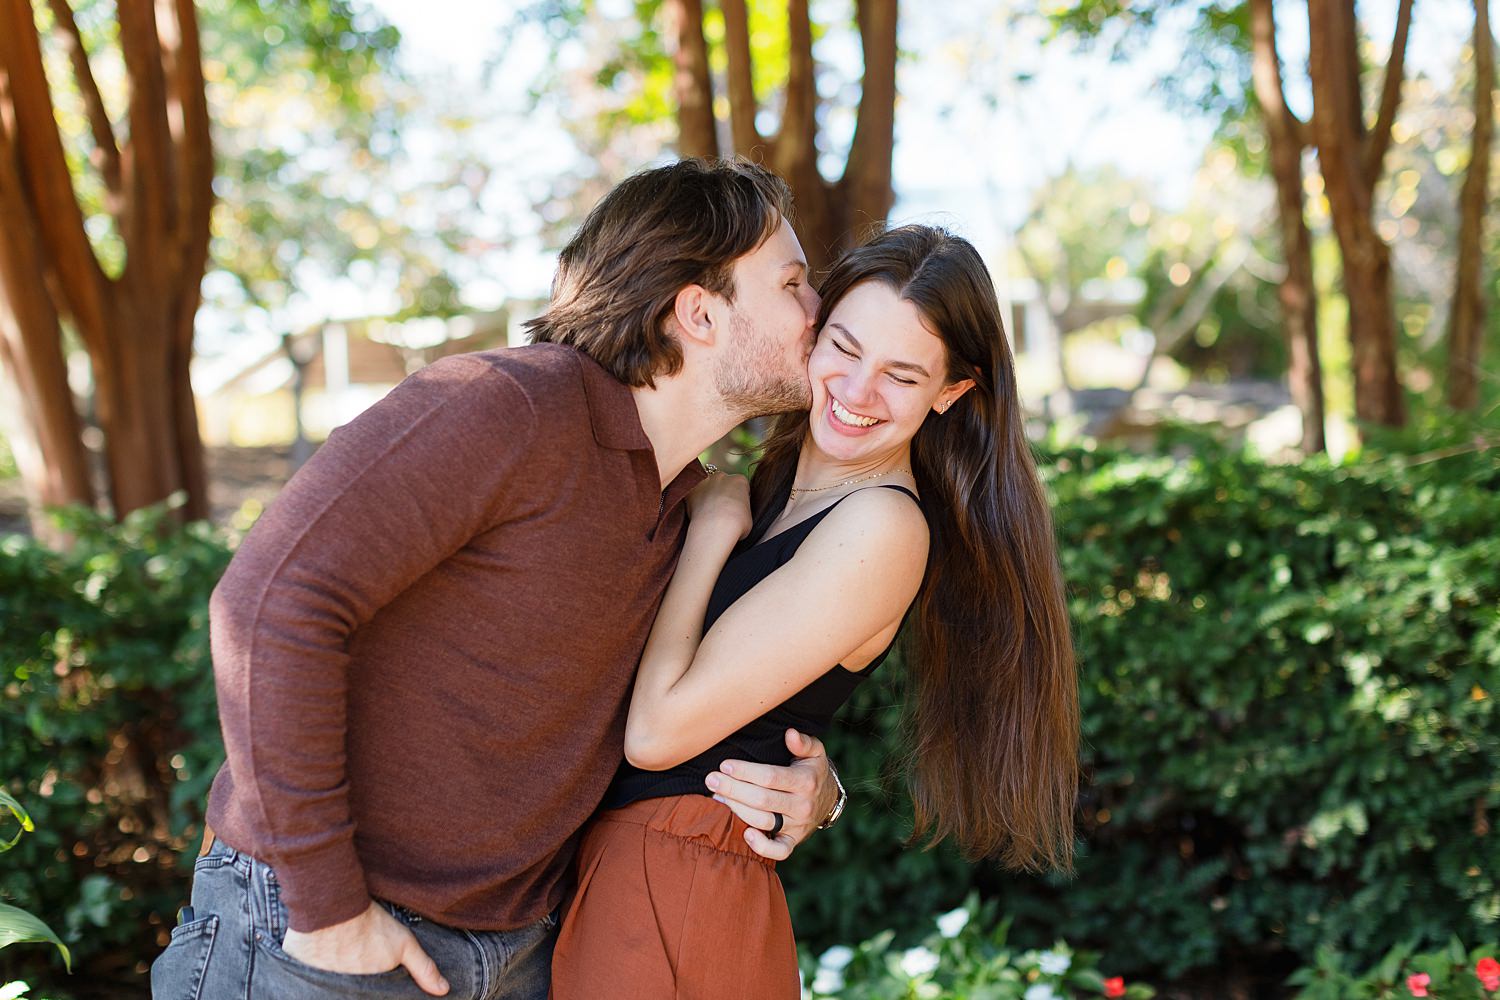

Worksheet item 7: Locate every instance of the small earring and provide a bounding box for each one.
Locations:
[938,400,952,413]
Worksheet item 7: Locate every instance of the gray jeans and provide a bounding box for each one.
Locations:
[150,840,557,1000]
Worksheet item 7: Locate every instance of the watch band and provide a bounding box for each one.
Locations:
[817,759,847,830]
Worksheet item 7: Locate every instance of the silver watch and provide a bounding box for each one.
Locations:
[817,760,847,830]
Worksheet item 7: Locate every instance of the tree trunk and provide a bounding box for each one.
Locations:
[1448,0,1494,412]
[719,0,762,154]
[672,0,899,274]
[839,0,898,237]
[1306,0,1409,429]
[666,0,717,159]
[0,0,213,525]
[164,0,215,522]
[1250,0,1326,452]
[0,200,94,528]
[93,302,179,516]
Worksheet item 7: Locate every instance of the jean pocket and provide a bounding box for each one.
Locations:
[252,933,418,997]
[150,915,219,1000]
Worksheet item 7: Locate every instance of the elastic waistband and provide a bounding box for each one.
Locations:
[594,794,774,867]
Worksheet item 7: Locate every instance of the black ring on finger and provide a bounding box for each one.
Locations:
[768,812,784,837]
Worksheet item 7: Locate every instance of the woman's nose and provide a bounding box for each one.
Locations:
[840,368,878,407]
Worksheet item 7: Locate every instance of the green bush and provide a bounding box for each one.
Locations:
[3,436,1496,994]
[799,895,1155,999]
[1288,936,1500,999]
[0,503,230,991]
[783,433,1499,981]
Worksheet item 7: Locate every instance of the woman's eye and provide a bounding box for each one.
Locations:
[834,342,856,357]
[889,375,917,386]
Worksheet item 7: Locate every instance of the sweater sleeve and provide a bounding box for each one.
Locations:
[207,356,538,932]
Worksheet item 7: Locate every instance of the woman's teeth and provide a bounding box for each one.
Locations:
[831,398,881,427]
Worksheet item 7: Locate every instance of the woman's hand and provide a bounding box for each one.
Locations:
[688,470,752,541]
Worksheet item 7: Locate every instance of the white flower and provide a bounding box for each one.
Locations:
[900,946,941,979]
[818,945,855,971]
[1,984,32,1000]
[811,968,846,995]
[1025,984,1058,1000]
[1038,950,1071,975]
[936,906,970,938]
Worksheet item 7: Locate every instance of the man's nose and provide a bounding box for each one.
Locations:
[802,286,821,326]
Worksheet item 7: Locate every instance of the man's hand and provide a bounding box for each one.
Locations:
[707,728,838,860]
[281,901,449,996]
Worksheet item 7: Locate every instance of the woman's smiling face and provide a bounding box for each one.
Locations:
[805,280,972,463]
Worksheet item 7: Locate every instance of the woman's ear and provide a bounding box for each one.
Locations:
[933,378,977,415]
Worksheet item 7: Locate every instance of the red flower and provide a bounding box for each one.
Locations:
[1480,957,1500,992]
[1103,976,1126,998]
[1407,973,1430,998]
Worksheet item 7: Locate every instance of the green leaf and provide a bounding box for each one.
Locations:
[0,902,71,971]
[0,791,33,853]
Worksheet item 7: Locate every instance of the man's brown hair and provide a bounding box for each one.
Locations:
[524,158,794,387]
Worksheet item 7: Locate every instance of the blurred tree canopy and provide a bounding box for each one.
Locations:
[204,6,457,329]
[1015,157,1284,402]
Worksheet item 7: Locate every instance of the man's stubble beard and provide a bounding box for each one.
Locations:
[714,310,813,422]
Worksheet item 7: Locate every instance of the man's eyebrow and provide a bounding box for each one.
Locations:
[827,323,932,378]
[780,260,808,275]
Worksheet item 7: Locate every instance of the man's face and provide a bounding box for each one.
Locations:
[712,216,821,419]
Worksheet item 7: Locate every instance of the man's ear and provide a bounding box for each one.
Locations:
[671,284,718,349]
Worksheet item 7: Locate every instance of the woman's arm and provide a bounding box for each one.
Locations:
[624,484,928,770]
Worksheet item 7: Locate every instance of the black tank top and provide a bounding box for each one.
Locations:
[602,483,921,809]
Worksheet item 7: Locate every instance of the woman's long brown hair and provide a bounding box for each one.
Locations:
[749,225,1078,873]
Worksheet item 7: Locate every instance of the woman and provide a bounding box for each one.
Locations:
[550,225,1078,999]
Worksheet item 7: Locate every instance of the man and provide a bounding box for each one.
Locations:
[151,158,843,999]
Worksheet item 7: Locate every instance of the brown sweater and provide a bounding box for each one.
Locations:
[204,343,705,933]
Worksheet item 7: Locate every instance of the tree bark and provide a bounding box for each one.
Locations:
[161,0,215,521]
[45,0,122,203]
[666,0,717,159]
[1307,0,1408,428]
[1250,0,1325,452]
[768,0,836,270]
[93,299,179,515]
[0,0,213,525]
[0,132,94,523]
[840,0,898,237]
[1365,0,1415,188]
[1448,0,1494,412]
[720,0,763,154]
[0,0,111,346]
[670,0,899,275]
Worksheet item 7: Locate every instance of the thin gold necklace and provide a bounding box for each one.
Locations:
[788,468,910,503]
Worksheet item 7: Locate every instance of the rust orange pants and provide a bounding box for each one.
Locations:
[549,794,801,1000]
